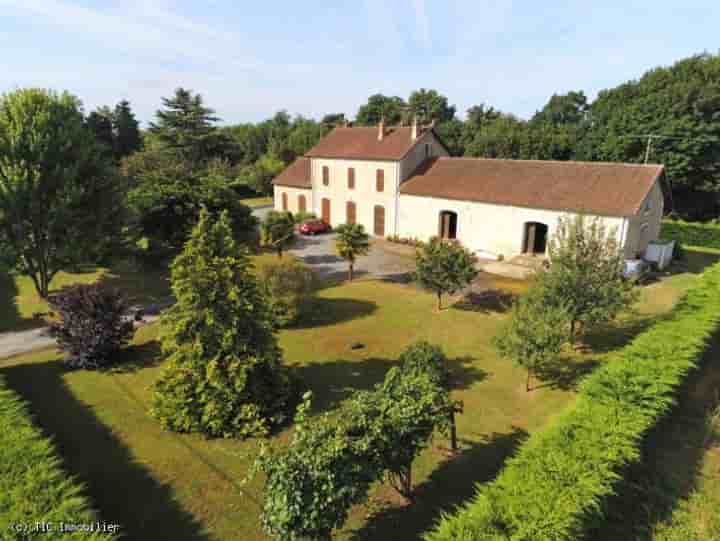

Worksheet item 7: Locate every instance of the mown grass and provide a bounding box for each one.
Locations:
[0,248,702,541]
[240,196,273,208]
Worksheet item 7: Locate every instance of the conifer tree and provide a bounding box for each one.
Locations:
[151,209,295,438]
[113,99,142,159]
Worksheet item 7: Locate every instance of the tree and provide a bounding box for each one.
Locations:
[49,284,134,369]
[151,209,296,438]
[334,223,370,281]
[0,88,122,298]
[493,286,570,391]
[415,237,478,310]
[531,91,589,125]
[321,113,346,126]
[240,154,285,195]
[539,214,639,342]
[355,94,406,126]
[397,341,462,451]
[256,258,315,327]
[286,117,326,160]
[113,99,142,159]
[149,87,219,163]
[86,106,115,156]
[408,88,456,123]
[260,211,296,257]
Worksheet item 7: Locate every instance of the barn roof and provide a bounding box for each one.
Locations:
[304,126,437,161]
[272,157,311,188]
[400,157,664,217]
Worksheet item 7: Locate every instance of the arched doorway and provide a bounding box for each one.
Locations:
[438,211,458,240]
[346,201,356,224]
[522,222,548,255]
[281,192,288,211]
[321,198,331,224]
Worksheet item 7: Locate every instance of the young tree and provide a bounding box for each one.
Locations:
[113,99,142,159]
[260,211,296,257]
[334,223,370,281]
[539,214,639,342]
[0,88,122,298]
[415,237,478,310]
[494,286,570,391]
[151,209,296,438]
[149,87,219,163]
[398,341,462,451]
[49,284,134,369]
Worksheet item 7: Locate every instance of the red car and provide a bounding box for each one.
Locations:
[299,219,331,235]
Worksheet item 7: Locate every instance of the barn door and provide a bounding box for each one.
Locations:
[321,198,331,224]
[346,201,356,225]
[373,205,385,236]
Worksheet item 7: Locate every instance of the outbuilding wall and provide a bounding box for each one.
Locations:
[272,185,312,214]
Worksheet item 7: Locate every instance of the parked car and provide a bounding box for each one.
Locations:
[299,219,331,235]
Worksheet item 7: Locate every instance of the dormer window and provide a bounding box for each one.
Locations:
[322,165,329,186]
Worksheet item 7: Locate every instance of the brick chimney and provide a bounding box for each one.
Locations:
[378,116,385,141]
[411,115,418,141]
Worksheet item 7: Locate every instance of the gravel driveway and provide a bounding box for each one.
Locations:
[288,233,415,282]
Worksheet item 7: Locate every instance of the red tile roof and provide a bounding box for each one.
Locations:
[304,126,432,160]
[272,157,311,188]
[400,157,664,216]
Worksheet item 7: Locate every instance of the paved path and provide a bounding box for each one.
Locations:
[288,233,416,282]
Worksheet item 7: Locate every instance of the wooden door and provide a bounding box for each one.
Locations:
[373,205,385,236]
[346,201,356,224]
[298,194,306,213]
[281,192,288,211]
[321,198,331,224]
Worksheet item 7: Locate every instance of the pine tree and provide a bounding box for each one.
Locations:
[149,88,218,163]
[151,209,296,438]
[113,100,142,159]
[86,106,115,156]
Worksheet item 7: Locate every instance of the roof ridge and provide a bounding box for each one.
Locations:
[437,156,664,168]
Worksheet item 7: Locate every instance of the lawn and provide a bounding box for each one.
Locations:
[240,196,273,208]
[0,250,707,541]
[0,260,171,333]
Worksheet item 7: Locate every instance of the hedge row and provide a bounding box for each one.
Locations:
[661,219,720,249]
[0,377,116,540]
[426,261,720,541]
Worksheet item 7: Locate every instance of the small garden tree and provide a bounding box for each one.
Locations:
[398,341,462,451]
[151,209,296,438]
[334,223,370,281]
[493,286,570,391]
[49,284,134,369]
[540,214,639,342]
[415,237,478,310]
[254,392,383,541]
[256,257,315,327]
[260,211,296,257]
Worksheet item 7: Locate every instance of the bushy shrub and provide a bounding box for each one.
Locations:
[151,209,297,439]
[0,377,116,540]
[293,211,317,224]
[661,219,720,250]
[260,210,296,257]
[257,342,458,539]
[49,284,134,369]
[426,261,720,541]
[256,258,315,327]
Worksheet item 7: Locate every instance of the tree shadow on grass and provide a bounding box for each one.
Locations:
[452,289,516,314]
[350,427,529,541]
[291,297,378,329]
[447,356,490,391]
[587,334,720,540]
[533,356,602,391]
[105,339,164,374]
[0,267,40,333]
[581,314,661,354]
[1,360,214,541]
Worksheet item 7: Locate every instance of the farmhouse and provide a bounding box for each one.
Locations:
[272,120,665,260]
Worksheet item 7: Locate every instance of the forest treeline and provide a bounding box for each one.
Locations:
[85,53,719,220]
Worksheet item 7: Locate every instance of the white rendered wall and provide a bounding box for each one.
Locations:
[272,186,312,213]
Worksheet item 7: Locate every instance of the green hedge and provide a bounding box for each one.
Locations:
[426,262,720,541]
[661,219,720,249]
[0,378,116,540]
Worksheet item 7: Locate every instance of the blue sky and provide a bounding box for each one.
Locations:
[1,1,718,125]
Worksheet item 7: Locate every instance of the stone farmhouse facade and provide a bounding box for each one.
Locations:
[272,121,664,260]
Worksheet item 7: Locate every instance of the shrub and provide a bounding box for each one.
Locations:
[256,258,315,327]
[426,261,720,541]
[260,210,296,257]
[661,219,720,250]
[293,211,317,224]
[416,237,478,310]
[0,377,116,540]
[151,209,297,439]
[49,284,134,369]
